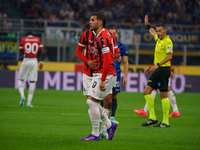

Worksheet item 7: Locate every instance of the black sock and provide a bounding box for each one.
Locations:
[100,100,104,107]
[111,99,117,117]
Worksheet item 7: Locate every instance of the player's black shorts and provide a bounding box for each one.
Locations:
[147,67,170,92]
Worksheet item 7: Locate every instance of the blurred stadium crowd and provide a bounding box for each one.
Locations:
[1,0,200,31]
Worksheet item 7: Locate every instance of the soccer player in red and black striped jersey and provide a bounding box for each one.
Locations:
[18,31,45,107]
[80,12,120,141]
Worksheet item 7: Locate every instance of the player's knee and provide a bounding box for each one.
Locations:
[143,90,149,95]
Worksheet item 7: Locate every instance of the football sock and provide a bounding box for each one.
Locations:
[87,99,100,137]
[151,90,157,100]
[18,80,24,98]
[144,94,156,120]
[144,90,156,113]
[162,98,170,125]
[27,82,35,105]
[111,99,117,117]
[101,108,110,132]
[99,104,111,129]
[168,91,179,112]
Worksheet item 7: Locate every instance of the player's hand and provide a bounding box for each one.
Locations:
[149,65,158,73]
[39,64,43,70]
[170,71,175,79]
[144,15,149,25]
[115,54,121,62]
[123,77,127,86]
[87,60,97,69]
[144,67,151,74]
[100,81,106,91]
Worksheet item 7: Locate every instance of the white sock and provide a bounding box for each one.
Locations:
[87,99,100,137]
[168,91,179,112]
[27,82,35,105]
[100,108,110,132]
[99,104,111,129]
[18,80,24,98]
[144,90,157,113]
[151,90,157,100]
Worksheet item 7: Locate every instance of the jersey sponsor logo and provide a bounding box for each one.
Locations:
[167,46,173,52]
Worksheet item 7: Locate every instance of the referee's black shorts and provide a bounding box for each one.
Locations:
[147,67,170,92]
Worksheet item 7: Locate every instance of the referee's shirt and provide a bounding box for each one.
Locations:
[154,34,173,67]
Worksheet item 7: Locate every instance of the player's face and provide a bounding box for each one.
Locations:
[110,29,118,38]
[156,26,166,39]
[89,16,99,31]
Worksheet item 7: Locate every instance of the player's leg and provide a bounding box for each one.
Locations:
[154,68,170,127]
[110,93,119,124]
[154,91,170,127]
[168,86,180,117]
[26,58,38,107]
[134,89,157,116]
[141,85,157,126]
[18,60,29,106]
[141,71,158,126]
[100,94,112,134]
[99,75,117,140]
[18,79,25,106]
[81,75,117,140]
[26,81,35,107]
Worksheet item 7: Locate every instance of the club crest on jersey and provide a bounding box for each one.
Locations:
[167,46,172,52]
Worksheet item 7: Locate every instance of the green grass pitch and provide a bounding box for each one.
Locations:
[0,88,200,150]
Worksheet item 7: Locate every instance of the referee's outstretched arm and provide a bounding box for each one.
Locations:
[144,15,156,37]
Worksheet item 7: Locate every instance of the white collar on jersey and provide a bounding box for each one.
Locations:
[92,30,96,36]
[96,28,105,37]
[27,35,33,37]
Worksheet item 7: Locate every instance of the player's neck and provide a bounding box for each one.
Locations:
[95,27,104,37]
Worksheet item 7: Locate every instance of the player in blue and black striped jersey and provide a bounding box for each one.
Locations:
[110,27,129,124]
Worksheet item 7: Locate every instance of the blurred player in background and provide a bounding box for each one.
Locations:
[141,15,173,127]
[18,31,45,107]
[80,12,120,140]
[134,64,180,117]
[101,26,129,124]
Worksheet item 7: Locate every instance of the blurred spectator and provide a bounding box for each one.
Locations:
[0,10,8,19]
[65,6,75,20]
[16,0,200,29]
[3,18,12,32]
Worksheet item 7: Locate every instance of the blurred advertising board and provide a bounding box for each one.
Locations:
[0,70,199,93]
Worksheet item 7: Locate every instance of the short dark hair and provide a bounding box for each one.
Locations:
[26,31,33,36]
[156,23,165,29]
[110,26,118,33]
[91,12,107,28]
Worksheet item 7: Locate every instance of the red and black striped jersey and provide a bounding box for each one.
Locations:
[78,29,96,77]
[93,28,116,77]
